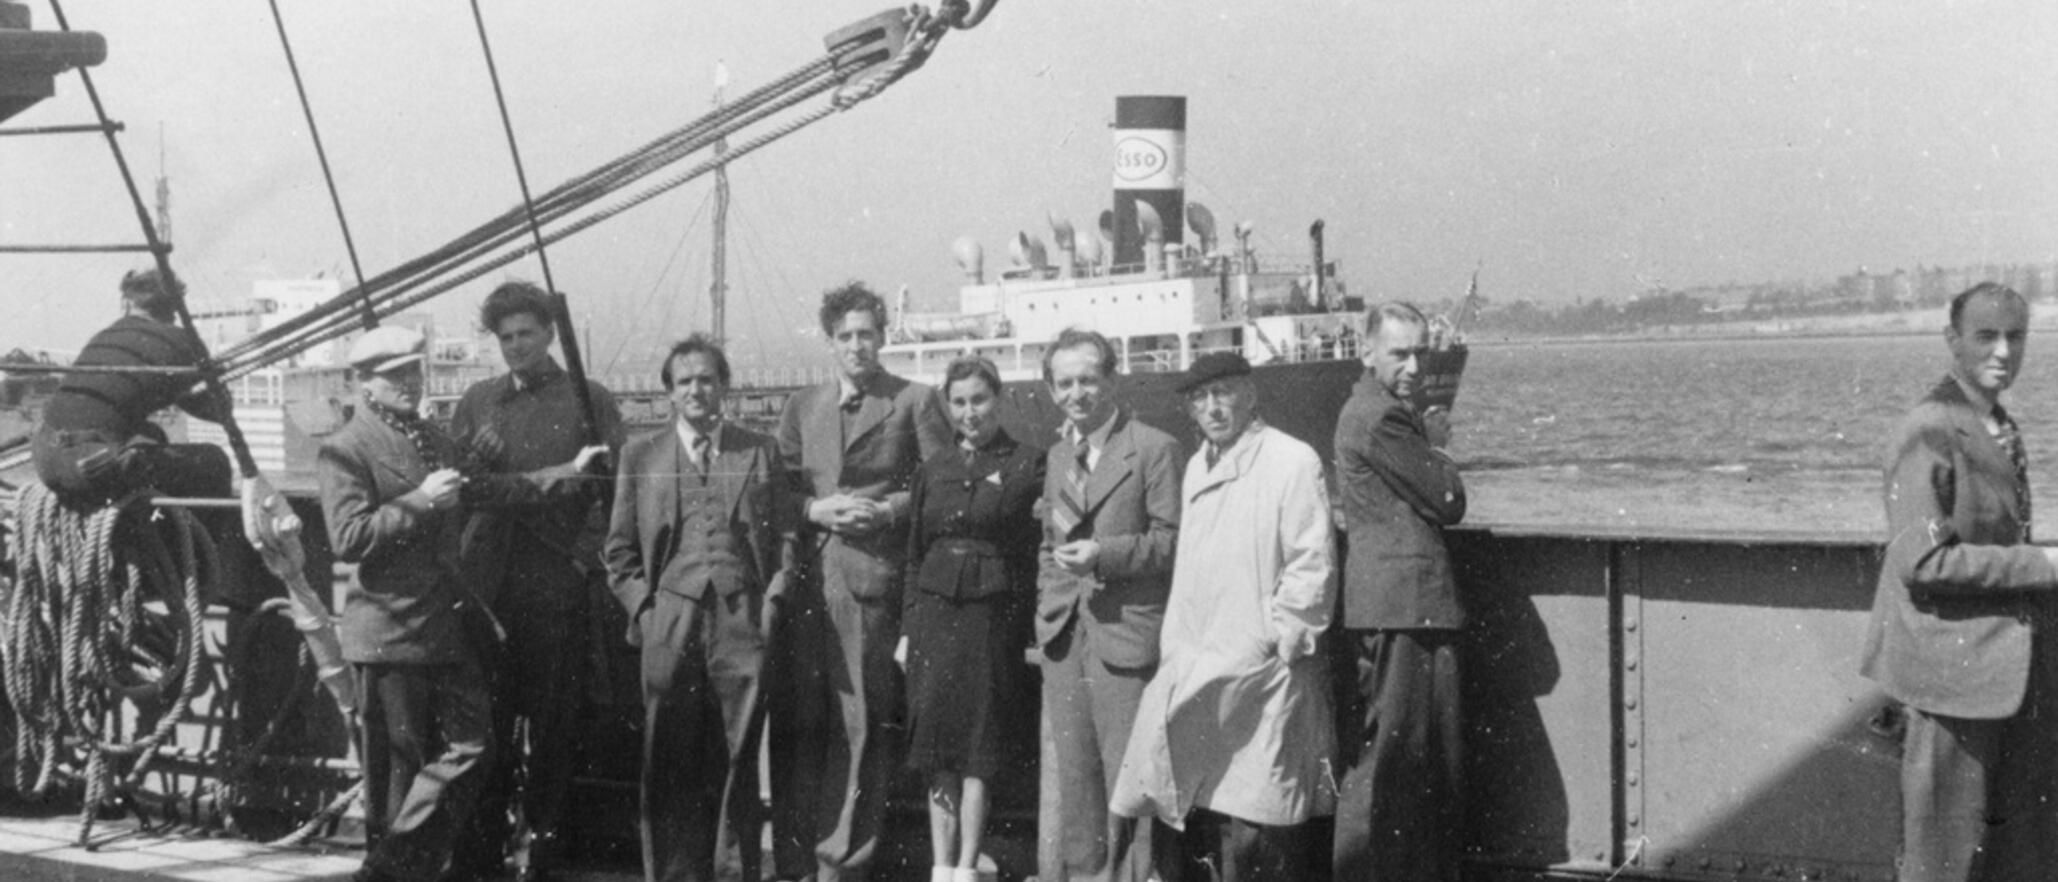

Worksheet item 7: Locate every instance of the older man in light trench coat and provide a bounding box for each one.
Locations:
[1111,352,1338,882]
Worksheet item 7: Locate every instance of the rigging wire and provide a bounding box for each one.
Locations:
[213,66,844,377]
[466,0,558,296]
[210,54,844,372]
[47,0,260,479]
[605,185,715,376]
[466,0,609,450]
[263,0,374,327]
[211,3,974,379]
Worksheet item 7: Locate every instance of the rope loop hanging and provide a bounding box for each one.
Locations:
[4,483,216,845]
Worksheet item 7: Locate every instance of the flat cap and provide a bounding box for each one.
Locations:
[1176,351,1252,394]
[347,326,426,373]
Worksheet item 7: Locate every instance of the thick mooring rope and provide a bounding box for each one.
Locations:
[3,483,215,845]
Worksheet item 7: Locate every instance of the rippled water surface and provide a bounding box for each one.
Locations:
[1448,334,2058,535]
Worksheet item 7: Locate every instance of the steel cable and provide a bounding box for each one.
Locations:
[213,4,962,378]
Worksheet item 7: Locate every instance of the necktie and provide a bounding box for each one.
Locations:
[691,434,712,477]
[1995,404,2031,540]
[1051,442,1091,540]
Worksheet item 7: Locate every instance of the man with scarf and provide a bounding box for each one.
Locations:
[318,325,604,882]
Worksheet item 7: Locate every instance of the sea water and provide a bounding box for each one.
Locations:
[1450,333,2054,536]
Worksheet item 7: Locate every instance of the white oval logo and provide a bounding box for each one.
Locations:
[1113,136,1168,183]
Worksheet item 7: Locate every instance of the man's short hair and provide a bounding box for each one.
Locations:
[120,268,185,315]
[1949,282,2028,330]
[1041,327,1119,384]
[481,281,556,334]
[818,282,888,336]
[661,334,732,389]
[1366,301,1429,338]
[944,354,1003,397]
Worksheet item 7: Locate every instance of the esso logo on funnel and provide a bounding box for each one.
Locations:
[1111,131,1182,189]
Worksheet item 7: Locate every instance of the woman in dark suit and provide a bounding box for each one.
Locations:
[900,355,1045,882]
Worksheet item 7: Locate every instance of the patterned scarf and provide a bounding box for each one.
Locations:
[363,390,443,470]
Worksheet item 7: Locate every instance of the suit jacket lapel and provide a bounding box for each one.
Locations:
[1081,412,1137,516]
[712,441,752,522]
[804,384,844,493]
[845,389,893,453]
[650,434,684,561]
[1190,424,1260,502]
[1934,378,2015,478]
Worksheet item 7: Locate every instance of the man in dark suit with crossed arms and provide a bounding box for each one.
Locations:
[772,283,952,882]
[606,335,795,882]
[1036,327,1181,882]
[1863,282,2058,881]
[1332,301,1468,882]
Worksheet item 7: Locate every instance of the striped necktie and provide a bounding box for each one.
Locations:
[1995,404,2031,540]
[691,434,712,478]
[1051,442,1091,540]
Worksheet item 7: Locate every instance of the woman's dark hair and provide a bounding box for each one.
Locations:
[944,355,1002,399]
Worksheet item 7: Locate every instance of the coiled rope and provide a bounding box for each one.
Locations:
[3,483,215,845]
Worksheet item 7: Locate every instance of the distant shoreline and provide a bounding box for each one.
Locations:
[1466,304,2058,348]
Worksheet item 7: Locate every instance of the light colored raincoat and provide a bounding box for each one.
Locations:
[1110,420,1339,827]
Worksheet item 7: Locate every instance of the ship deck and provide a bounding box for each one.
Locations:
[0,808,646,882]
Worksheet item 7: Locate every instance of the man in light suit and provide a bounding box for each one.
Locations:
[771,282,952,882]
[1332,302,1468,882]
[1862,282,2058,882]
[1036,328,1182,882]
[606,335,795,882]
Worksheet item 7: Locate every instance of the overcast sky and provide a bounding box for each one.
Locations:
[3,0,2053,373]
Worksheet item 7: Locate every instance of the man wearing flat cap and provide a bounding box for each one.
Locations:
[1112,352,1338,882]
[318,325,604,882]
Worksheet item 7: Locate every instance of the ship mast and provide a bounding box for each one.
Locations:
[709,61,729,344]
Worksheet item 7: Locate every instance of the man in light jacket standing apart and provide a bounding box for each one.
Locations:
[1036,328,1181,882]
[1332,301,1468,882]
[1111,352,1336,882]
[1862,282,2058,881]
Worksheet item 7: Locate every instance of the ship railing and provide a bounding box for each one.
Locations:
[879,339,1048,383]
[221,370,284,407]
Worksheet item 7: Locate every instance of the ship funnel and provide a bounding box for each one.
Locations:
[1187,202,1218,256]
[1080,228,1105,274]
[1049,213,1078,279]
[1137,202,1165,275]
[952,236,984,283]
[1110,95,1185,270]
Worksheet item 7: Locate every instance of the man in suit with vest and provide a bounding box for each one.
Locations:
[1036,327,1182,882]
[1862,282,2058,881]
[771,283,952,882]
[606,335,796,882]
[1332,302,1468,882]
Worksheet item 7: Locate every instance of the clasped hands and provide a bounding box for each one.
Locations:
[809,493,891,537]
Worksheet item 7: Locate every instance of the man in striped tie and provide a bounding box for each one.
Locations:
[1033,328,1183,882]
[1862,281,2058,881]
